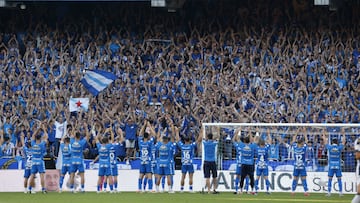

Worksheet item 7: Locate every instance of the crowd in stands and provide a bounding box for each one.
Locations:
[0,0,359,170]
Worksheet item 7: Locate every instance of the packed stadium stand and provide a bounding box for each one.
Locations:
[0,0,359,172]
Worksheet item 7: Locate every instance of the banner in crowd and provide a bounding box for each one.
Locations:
[80,69,118,96]
[69,98,89,112]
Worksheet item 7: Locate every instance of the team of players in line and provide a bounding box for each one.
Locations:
[21,121,350,196]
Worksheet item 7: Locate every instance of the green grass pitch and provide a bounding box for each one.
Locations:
[0,192,353,203]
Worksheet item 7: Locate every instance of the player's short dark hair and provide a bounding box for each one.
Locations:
[332,138,338,145]
[207,133,213,140]
[35,134,42,140]
[243,136,250,143]
[102,137,109,144]
[64,137,70,143]
[258,139,265,146]
[184,136,191,142]
[75,132,81,139]
[143,132,149,139]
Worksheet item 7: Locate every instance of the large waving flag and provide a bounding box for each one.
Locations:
[80,69,118,96]
[69,98,89,112]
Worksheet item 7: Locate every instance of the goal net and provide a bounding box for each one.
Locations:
[200,123,360,193]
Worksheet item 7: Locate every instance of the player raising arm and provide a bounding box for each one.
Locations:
[58,135,72,193]
[28,122,48,194]
[93,127,114,193]
[137,120,155,193]
[291,127,309,196]
[255,128,271,194]
[20,133,34,193]
[69,123,90,193]
[155,133,175,193]
[323,128,345,197]
[176,124,197,193]
[198,125,219,194]
[238,130,258,195]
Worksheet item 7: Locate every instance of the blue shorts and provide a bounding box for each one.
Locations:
[111,166,118,176]
[98,166,111,176]
[235,165,242,175]
[31,162,45,174]
[157,165,171,176]
[61,165,71,175]
[140,163,152,174]
[24,168,31,178]
[151,163,157,174]
[293,168,307,177]
[71,162,85,173]
[328,168,342,177]
[256,167,269,176]
[181,165,194,174]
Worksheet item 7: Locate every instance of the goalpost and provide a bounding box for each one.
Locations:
[200,123,360,193]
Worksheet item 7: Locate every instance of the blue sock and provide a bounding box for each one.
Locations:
[59,176,64,189]
[70,184,74,190]
[28,186,32,191]
[81,184,84,189]
[170,176,174,188]
[265,180,270,191]
[161,177,165,189]
[255,179,259,191]
[181,186,184,191]
[301,179,308,192]
[328,179,332,193]
[338,179,342,193]
[245,177,249,191]
[104,182,107,190]
[155,177,158,186]
[109,184,113,191]
[42,187,46,191]
[97,185,101,191]
[148,178,153,190]
[292,180,297,191]
[138,178,142,190]
[114,182,118,189]
[189,185,193,191]
[235,177,239,192]
[143,178,148,190]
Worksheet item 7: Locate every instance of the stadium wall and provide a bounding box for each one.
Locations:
[0,170,357,193]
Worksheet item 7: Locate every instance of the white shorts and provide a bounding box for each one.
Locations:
[125,139,135,148]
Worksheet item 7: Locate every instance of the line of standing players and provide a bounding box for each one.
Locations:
[23,122,90,193]
[137,117,200,193]
[231,127,346,196]
[22,121,347,195]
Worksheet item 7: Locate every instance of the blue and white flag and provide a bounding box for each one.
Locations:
[81,69,118,96]
[69,98,89,112]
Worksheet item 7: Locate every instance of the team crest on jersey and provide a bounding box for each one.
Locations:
[160,145,167,150]
[331,148,339,152]
[244,146,250,150]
